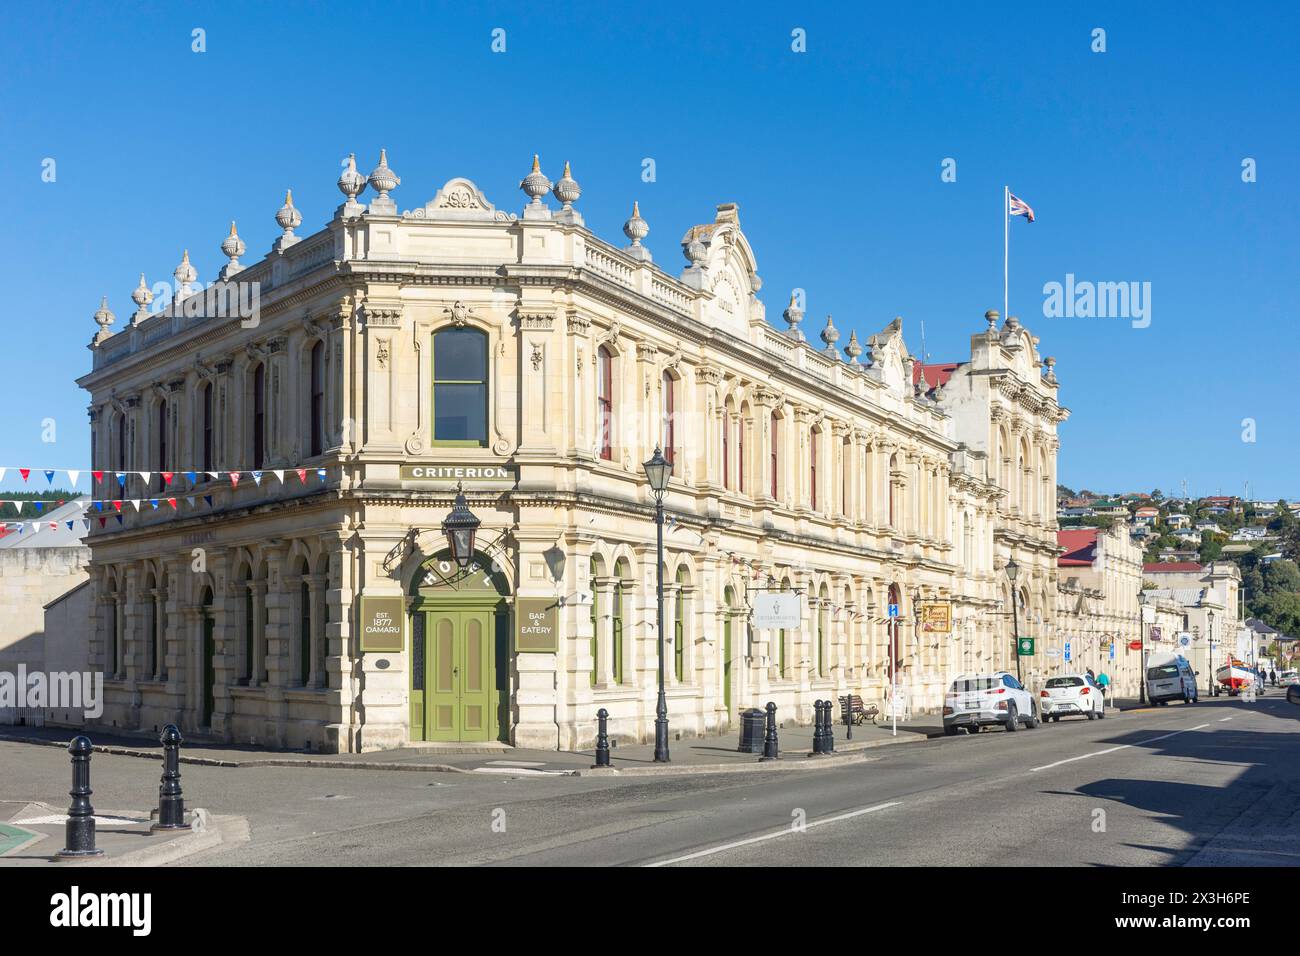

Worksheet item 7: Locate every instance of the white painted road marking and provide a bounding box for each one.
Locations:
[1219,717,1233,722]
[1030,723,1212,773]
[646,801,901,867]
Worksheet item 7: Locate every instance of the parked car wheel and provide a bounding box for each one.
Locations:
[1052,715,1060,722]
[944,724,960,736]
[1086,706,1097,720]
[1005,704,1018,732]
[967,725,980,734]
[1026,705,1039,729]
[1287,685,1300,705]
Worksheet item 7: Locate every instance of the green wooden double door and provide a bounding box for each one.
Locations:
[410,604,502,742]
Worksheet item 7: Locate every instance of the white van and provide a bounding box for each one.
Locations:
[1146,653,1199,705]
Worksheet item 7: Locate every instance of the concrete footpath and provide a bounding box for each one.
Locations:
[0,712,941,777]
[0,801,248,866]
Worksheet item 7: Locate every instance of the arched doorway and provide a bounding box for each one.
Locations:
[408,550,510,743]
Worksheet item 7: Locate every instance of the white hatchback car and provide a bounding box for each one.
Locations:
[1039,673,1106,722]
[943,672,1039,735]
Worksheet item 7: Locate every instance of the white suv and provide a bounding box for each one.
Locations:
[1040,673,1105,722]
[943,672,1039,735]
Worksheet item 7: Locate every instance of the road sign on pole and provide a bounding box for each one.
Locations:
[1064,641,1072,663]
[1017,637,1035,656]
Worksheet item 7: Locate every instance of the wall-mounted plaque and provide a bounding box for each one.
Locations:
[516,597,559,653]
[360,595,405,653]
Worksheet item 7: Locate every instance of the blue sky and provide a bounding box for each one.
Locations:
[2,1,1296,499]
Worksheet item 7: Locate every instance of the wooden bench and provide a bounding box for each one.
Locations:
[839,694,879,726]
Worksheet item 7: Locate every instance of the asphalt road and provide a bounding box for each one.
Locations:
[2,695,1296,866]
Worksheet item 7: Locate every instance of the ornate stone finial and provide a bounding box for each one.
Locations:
[554,161,581,209]
[130,274,153,324]
[338,153,367,205]
[820,314,840,358]
[782,292,805,341]
[174,249,198,299]
[520,154,552,206]
[1044,356,1057,383]
[1005,314,1020,331]
[276,190,303,235]
[844,329,862,364]
[682,227,707,268]
[623,201,648,246]
[92,295,116,343]
[622,201,651,261]
[984,309,1000,332]
[219,221,246,279]
[368,148,400,199]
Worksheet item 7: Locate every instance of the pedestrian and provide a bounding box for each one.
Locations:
[1097,671,1110,702]
[1270,668,1277,687]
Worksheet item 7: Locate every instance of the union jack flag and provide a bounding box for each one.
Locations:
[1008,191,1035,222]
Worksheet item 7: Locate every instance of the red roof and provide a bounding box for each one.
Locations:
[1143,562,1204,573]
[1058,528,1099,566]
[912,362,961,390]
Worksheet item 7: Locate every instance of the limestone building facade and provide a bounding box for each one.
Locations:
[77,152,1065,752]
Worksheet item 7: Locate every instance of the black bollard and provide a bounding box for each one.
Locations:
[592,708,611,768]
[844,696,853,740]
[812,700,824,754]
[154,724,189,831]
[760,701,780,761]
[824,701,835,753]
[58,736,103,858]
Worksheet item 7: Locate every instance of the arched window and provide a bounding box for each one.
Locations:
[674,566,687,683]
[612,560,627,684]
[241,567,254,684]
[298,564,311,686]
[817,585,829,677]
[661,371,674,466]
[155,402,167,494]
[770,413,779,498]
[251,363,266,470]
[722,411,731,490]
[888,454,898,527]
[841,437,850,516]
[201,382,213,473]
[888,583,902,678]
[737,412,746,493]
[597,347,613,460]
[310,341,326,457]
[143,572,157,678]
[810,430,818,511]
[116,413,127,474]
[589,558,599,687]
[106,575,120,677]
[433,328,488,445]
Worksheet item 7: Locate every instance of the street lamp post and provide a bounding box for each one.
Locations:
[1005,558,1022,683]
[642,446,672,763]
[1208,610,1216,697]
[1138,592,1148,705]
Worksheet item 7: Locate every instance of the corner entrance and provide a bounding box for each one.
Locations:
[409,552,510,743]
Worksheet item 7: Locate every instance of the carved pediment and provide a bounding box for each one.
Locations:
[404,178,517,223]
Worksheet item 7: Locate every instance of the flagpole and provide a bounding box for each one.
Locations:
[1003,185,1009,320]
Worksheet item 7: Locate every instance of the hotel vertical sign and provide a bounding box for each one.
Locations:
[360,596,405,653]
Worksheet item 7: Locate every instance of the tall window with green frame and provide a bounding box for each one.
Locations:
[589,559,598,687]
[673,569,685,682]
[818,598,828,678]
[432,327,488,446]
[779,627,787,678]
[612,577,624,684]
[299,576,311,686]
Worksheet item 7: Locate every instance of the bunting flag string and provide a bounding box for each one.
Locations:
[0,466,334,488]
[1,465,335,527]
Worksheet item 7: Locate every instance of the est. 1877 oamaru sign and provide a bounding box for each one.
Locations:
[360,595,405,653]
